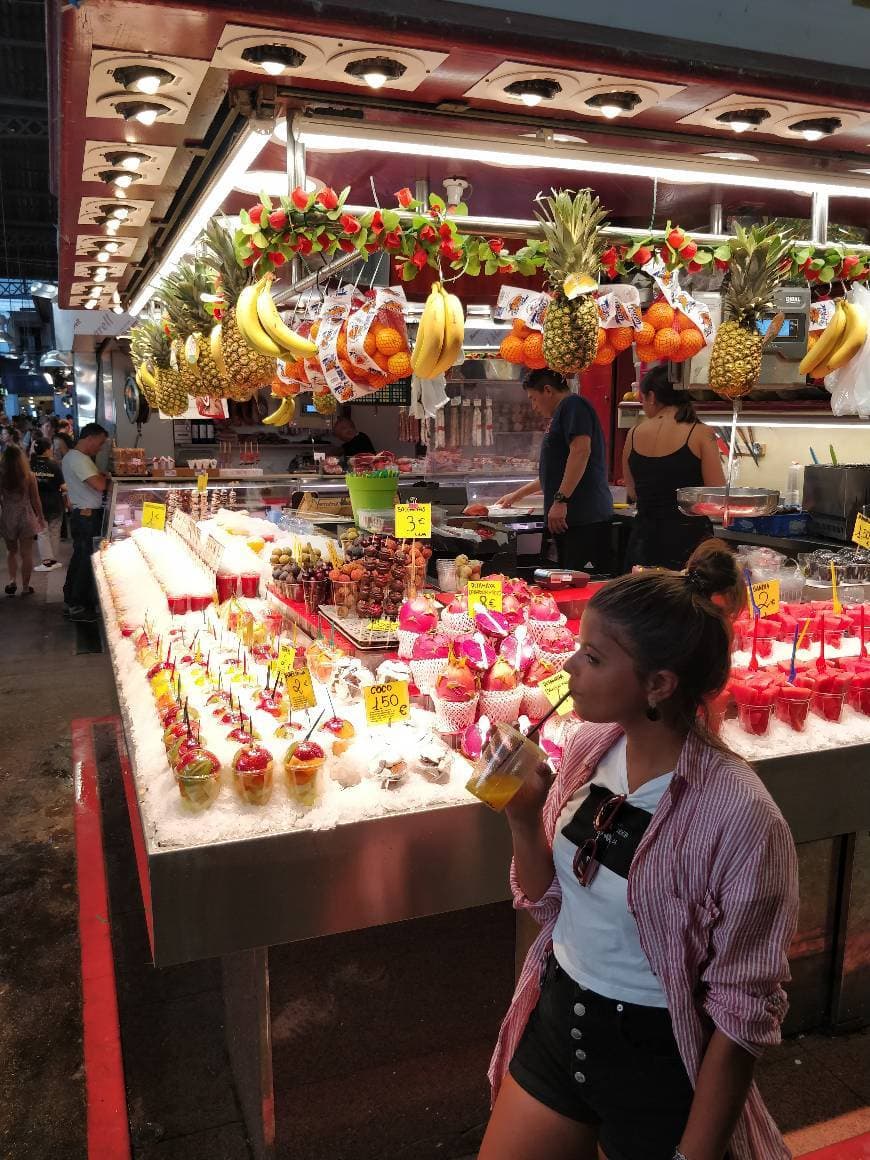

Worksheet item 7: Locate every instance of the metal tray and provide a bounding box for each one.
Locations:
[677,486,780,521]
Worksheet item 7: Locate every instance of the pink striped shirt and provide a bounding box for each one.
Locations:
[488,722,799,1159]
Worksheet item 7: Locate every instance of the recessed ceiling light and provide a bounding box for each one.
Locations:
[344,56,407,90]
[715,108,769,134]
[104,150,149,172]
[115,100,170,126]
[110,206,129,220]
[504,78,562,108]
[99,168,141,189]
[103,240,121,253]
[240,44,306,77]
[85,300,98,310]
[93,269,108,283]
[789,116,841,142]
[88,286,102,298]
[105,219,121,234]
[702,150,759,162]
[111,65,175,95]
[585,91,642,119]
[96,250,110,262]
[520,131,588,145]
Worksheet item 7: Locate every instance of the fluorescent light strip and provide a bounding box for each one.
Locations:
[297,118,870,200]
[129,125,272,315]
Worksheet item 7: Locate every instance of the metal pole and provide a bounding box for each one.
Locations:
[709,200,724,235]
[287,117,307,286]
[811,191,829,245]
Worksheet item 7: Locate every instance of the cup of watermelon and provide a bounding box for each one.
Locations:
[732,675,778,736]
[774,684,813,732]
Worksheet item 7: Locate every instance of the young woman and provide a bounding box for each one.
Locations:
[481,541,798,1160]
[0,445,45,596]
[623,364,725,571]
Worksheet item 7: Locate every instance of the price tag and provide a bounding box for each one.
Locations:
[275,645,296,674]
[197,473,208,493]
[141,501,167,531]
[748,579,781,618]
[467,579,503,612]
[368,618,398,635]
[540,670,573,716]
[363,679,410,726]
[394,503,431,539]
[204,534,224,573]
[285,667,317,711]
[853,512,870,550]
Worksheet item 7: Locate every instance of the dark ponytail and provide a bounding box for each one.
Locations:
[639,363,698,424]
[589,540,744,740]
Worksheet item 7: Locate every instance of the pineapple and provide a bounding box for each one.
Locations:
[536,189,609,375]
[129,318,188,416]
[159,261,228,398]
[129,324,159,408]
[200,219,276,400]
[708,223,793,400]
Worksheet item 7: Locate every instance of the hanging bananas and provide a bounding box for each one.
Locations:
[262,396,296,426]
[411,282,465,379]
[828,300,868,371]
[209,323,228,377]
[235,275,320,360]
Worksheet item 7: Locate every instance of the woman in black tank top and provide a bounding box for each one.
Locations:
[623,366,725,571]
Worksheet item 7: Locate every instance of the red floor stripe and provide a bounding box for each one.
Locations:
[111,717,155,954]
[804,1135,870,1158]
[73,717,131,1160]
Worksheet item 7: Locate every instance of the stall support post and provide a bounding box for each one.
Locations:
[811,191,829,245]
[222,947,275,1160]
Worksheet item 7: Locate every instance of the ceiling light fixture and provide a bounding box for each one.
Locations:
[84,300,98,310]
[240,44,306,76]
[702,150,759,162]
[112,305,124,315]
[789,116,841,142]
[103,240,121,253]
[504,78,562,108]
[129,122,272,315]
[105,150,149,172]
[105,219,121,234]
[585,91,642,119]
[344,56,407,90]
[296,118,870,201]
[115,100,171,126]
[715,108,770,134]
[93,269,108,283]
[111,65,175,95]
[88,286,102,298]
[99,168,142,189]
[96,250,111,262]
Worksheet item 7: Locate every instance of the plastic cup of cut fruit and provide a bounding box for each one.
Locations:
[774,686,812,732]
[330,577,358,619]
[811,690,845,723]
[284,743,326,807]
[216,573,239,603]
[737,703,774,736]
[848,672,870,715]
[301,579,325,615]
[240,572,260,598]
[466,721,547,812]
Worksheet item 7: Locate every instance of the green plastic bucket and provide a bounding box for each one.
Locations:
[345,473,399,520]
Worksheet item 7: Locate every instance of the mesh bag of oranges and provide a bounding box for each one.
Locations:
[275,319,319,396]
[495,285,550,368]
[635,259,716,366]
[345,286,412,395]
[592,285,644,366]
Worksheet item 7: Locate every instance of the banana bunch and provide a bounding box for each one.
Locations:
[236,275,319,360]
[262,396,296,426]
[800,299,868,379]
[411,282,465,379]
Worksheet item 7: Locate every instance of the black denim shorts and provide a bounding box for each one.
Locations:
[509,957,694,1160]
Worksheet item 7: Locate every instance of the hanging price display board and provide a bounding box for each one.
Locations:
[540,670,573,715]
[285,667,317,711]
[363,680,410,725]
[467,579,503,612]
[141,502,166,531]
[394,503,431,539]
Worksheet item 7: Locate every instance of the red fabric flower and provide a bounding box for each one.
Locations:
[317,232,334,250]
[383,229,403,250]
[419,225,437,244]
[248,204,264,225]
[268,209,288,230]
[365,242,380,254]
[291,187,309,211]
[489,237,505,254]
[340,213,361,235]
[369,210,384,236]
[338,238,357,253]
[316,188,339,211]
[268,251,286,266]
[439,239,463,263]
[293,236,313,256]
[411,247,429,270]
[439,222,453,240]
[395,187,414,209]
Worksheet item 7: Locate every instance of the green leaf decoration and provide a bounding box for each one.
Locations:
[819,265,836,282]
[692,250,713,264]
[382,210,401,231]
[713,244,732,261]
[428,192,446,212]
[259,191,273,212]
[401,262,417,281]
[252,231,268,250]
[451,202,469,217]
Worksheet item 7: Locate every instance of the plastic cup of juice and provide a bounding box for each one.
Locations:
[216,573,239,603]
[466,721,547,812]
[167,593,190,615]
[240,572,260,598]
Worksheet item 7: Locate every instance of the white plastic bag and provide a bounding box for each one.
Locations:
[825,284,870,417]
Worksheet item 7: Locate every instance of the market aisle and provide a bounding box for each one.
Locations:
[0,542,115,1160]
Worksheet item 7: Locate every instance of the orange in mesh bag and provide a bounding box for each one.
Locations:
[345,287,412,394]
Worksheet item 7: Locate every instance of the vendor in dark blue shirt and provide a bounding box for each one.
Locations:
[498,369,613,573]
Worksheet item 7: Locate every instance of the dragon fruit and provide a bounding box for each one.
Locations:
[524,658,560,687]
[500,633,536,674]
[398,595,438,634]
[434,655,478,702]
[474,608,511,639]
[456,633,496,672]
[529,594,561,622]
[481,657,520,692]
[537,625,576,653]
[411,632,450,660]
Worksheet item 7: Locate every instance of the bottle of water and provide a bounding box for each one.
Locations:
[784,462,802,510]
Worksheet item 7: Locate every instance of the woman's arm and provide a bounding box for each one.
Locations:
[29,477,45,525]
[699,426,726,487]
[622,437,636,503]
[497,480,543,507]
[677,1030,756,1160]
[504,764,555,904]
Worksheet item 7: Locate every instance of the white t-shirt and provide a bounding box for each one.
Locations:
[62,448,103,509]
[552,735,672,1007]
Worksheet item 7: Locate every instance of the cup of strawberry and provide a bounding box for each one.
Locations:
[232,743,274,805]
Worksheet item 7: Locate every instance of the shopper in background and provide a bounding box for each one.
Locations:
[498,370,613,574]
[623,364,725,571]
[0,444,45,596]
[11,415,33,456]
[61,422,109,622]
[53,430,73,461]
[30,437,65,572]
[333,415,375,460]
[482,541,798,1160]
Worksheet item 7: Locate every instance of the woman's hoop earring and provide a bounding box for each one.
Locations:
[646,702,660,722]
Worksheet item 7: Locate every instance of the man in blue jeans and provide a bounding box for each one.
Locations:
[61,423,109,622]
[498,370,613,574]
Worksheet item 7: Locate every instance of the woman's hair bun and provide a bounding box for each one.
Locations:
[685,540,744,616]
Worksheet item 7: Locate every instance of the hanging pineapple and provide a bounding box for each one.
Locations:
[200,219,276,400]
[707,223,793,400]
[535,189,609,376]
[129,324,159,408]
[159,260,229,399]
[129,318,188,416]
